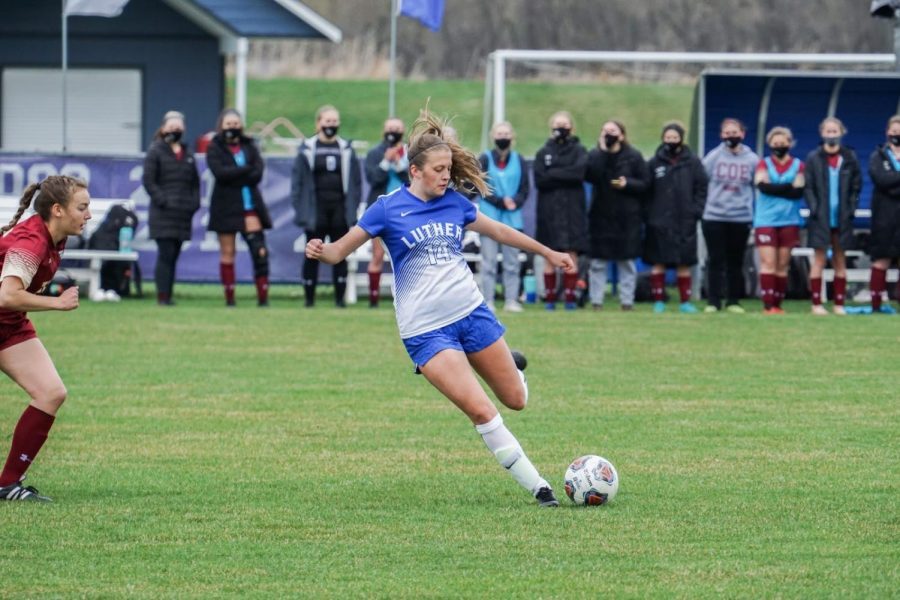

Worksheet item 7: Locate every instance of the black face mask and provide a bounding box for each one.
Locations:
[322,126,339,138]
[224,128,242,142]
[552,128,571,141]
[889,135,900,147]
[384,132,402,145]
[724,136,742,149]
[822,136,841,147]
[163,131,183,144]
[665,142,681,154]
[494,138,511,151]
[604,134,619,148]
[771,147,789,159]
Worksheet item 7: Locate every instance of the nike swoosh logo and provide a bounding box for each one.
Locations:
[400,210,414,217]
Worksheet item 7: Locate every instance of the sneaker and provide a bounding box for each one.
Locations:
[104,289,121,302]
[811,304,828,316]
[620,304,633,311]
[545,302,556,311]
[564,302,577,311]
[89,289,106,302]
[763,307,785,315]
[703,305,719,313]
[725,304,745,314]
[832,305,846,316]
[592,304,603,311]
[0,477,51,502]
[653,301,666,313]
[257,300,269,308]
[679,302,699,314]
[503,300,523,313]
[877,304,897,315]
[510,350,528,371]
[534,486,559,507]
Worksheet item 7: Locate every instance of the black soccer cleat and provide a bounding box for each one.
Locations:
[0,477,52,502]
[534,486,559,507]
[511,350,528,371]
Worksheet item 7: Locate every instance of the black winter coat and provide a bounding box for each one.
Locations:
[868,145,900,259]
[143,140,200,241]
[803,146,861,250]
[643,145,708,266]
[365,141,409,206]
[533,137,588,253]
[206,134,272,233]
[585,145,649,259]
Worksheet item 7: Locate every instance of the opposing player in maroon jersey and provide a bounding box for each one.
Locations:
[0,175,90,501]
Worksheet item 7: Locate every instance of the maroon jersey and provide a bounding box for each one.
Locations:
[0,215,66,326]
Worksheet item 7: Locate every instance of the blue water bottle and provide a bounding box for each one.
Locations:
[523,269,537,304]
[119,226,134,253]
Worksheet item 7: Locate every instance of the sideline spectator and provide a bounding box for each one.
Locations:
[207,109,272,307]
[291,105,362,308]
[479,121,529,313]
[753,126,805,314]
[142,110,200,306]
[364,117,409,308]
[702,118,758,313]
[585,120,648,311]
[865,115,900,314]
[533,111,588,310]
[645,122,708,313]
[804,117,862,316]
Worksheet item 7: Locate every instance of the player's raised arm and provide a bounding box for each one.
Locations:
[467,211,575,273]
[305,225,371,265]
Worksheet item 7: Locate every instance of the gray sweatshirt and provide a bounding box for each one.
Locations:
[702,143,759,223]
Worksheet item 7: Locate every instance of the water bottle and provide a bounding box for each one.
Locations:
[523,269,537,304]
[119,226,134,253]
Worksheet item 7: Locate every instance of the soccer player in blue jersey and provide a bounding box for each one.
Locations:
[306,110,576,507]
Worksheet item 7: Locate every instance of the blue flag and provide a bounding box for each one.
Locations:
[399,0,445,31]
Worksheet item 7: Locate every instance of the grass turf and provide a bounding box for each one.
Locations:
[0,284,897,598]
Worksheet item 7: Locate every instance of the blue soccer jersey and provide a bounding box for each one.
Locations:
[358,186,484,338]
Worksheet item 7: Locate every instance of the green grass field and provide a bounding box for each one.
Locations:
[1,285,898,598]
[240,78,694,158]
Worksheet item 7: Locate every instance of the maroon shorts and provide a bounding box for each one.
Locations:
[0,319,37,352]
[754,226,800,249]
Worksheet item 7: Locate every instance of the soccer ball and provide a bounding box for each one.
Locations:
[564,455,619,506]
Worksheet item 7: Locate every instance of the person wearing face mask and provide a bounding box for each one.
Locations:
[291,105,362,308]
[478,121,530,313]
[207,108,273,307]
[753,127,805,314]
[864,115,900,314]
[701,118,759,314]
[584,120,648,311]
[364,118,409,308]
[142,111,200,306]
[644,121,709,313]
[803,117,861,315]
[533,111,589,310]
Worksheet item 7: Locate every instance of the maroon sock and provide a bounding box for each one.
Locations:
[775,276,787,308]
[677,275,692,303]
[760,273,776,309]
[650,272,665,302]
[563,273,578,304]
[810,277,822,305]
[368,272,381,305]
[833,276,846,306]
[870,267,886,311]
[0,405,55,486]
[543,273,557,303]
[255,275,269,304]
[220,263,236,304]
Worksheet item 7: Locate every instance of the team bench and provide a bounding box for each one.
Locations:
[0,194,139,299]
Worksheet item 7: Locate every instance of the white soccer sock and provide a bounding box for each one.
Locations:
[517,369,528,406]
[475,414,547,494]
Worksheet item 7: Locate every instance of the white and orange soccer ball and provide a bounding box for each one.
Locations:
[564,455,619,506]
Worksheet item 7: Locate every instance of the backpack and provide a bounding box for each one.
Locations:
[88,204,142,297]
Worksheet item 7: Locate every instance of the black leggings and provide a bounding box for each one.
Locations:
[702,220,750,308]
[154,238,183,296]
[303,225,349,303]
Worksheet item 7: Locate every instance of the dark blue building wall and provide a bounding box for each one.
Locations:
[0,0,224,150]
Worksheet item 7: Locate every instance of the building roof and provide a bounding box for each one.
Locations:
[165,0,342,42]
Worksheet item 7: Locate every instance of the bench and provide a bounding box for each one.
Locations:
[0,195,139,300]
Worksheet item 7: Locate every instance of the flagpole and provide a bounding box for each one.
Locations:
[389,0,398,117]
[62,0,68,152]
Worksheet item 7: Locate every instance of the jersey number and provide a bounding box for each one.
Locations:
[426,241,452,265]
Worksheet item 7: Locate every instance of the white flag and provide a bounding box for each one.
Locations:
[65,0,130,17]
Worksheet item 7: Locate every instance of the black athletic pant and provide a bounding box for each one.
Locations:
[154,238,183,296]
[303,223,349,305]
[702,220,750,309]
